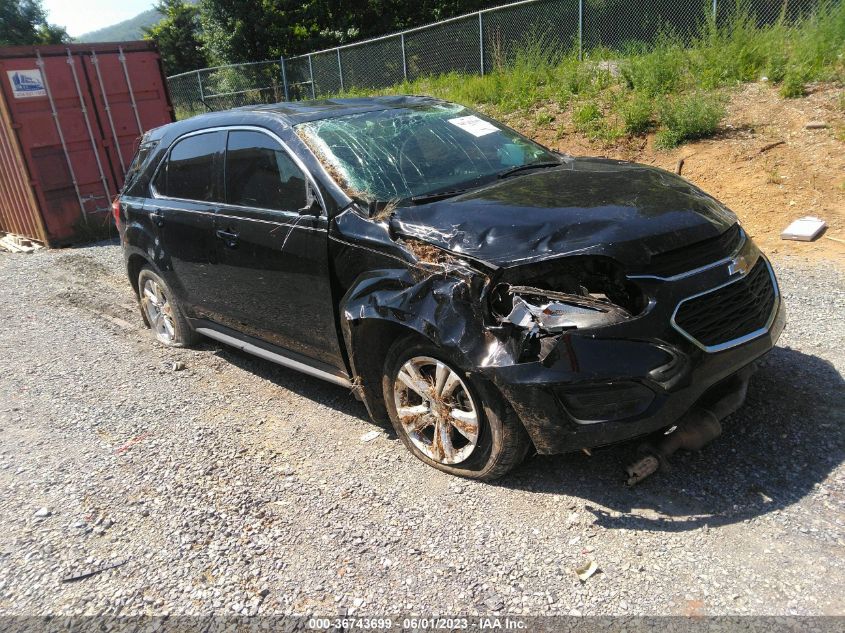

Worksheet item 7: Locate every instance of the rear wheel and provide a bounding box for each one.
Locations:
[138,268,198,347]
[383,339,529,480]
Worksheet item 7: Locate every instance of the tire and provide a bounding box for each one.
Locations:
[137,267,199,348]
[382,337,530,480]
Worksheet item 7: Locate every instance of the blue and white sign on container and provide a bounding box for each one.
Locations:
[7,69,46,98]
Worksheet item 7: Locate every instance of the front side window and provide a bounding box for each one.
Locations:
[155,131,225,201]
[225,130,306,211]
[295,103,559,202]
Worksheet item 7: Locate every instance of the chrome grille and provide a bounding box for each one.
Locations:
[672,258,777,352]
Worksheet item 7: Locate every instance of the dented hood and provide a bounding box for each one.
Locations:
[391,158,738,269]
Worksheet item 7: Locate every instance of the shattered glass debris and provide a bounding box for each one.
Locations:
[295,103,558,203]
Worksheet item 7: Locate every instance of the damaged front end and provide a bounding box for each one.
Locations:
[484,256,646,366]
[332,204,667,456]
[296,100,783,466]
[336,211,782,461]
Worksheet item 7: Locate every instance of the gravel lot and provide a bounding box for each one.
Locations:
[0,241,843,617]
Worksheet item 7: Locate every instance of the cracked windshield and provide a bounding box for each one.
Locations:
[296,103,559,202]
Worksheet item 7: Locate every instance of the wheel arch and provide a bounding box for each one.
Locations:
[126,251,152,297]
[344,317,435,424]
[338,267,496,426]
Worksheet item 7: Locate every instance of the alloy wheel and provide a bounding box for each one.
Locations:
[141,278,176,345]
[393,356,480,465]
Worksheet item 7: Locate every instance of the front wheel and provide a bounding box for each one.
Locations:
[382,339,529,480]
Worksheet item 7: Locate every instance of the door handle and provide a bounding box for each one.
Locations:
[150,208,164,227]
[216,228,239,248]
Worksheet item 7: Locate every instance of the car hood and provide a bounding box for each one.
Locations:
[390,157,738,269]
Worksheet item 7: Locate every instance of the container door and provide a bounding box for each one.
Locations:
[0,52,117,243]
[0,43,173,246]
[80,47,173,189]
[0,88,47,242]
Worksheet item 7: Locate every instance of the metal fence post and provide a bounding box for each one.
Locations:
[280,56,289,101]
[401,33,408,81]
[712,0,718,21]
[308,53,316,99]
[478,11,485,75]
[337,48,344,92]
[196,69,204,102]
[578,0,584,61]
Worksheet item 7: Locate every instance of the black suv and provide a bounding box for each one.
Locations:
[116,96,784,480]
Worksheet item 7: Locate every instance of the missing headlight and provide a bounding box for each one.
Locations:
[490,256,646,334]
[498,285,630,332]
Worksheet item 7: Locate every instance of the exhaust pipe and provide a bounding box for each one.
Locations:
[625,365,753,486]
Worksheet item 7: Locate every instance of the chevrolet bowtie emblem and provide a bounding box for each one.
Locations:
[727,254,752,276]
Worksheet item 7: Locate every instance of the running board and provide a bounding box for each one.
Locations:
[195,327,352,388]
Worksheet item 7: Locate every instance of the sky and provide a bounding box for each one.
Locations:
[42,0,154,38]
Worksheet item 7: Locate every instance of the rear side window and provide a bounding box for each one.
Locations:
[155,131,225,201]
[225,130,306,211]
[122,140,158,195]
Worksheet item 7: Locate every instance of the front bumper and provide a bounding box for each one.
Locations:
[481,250,785,455]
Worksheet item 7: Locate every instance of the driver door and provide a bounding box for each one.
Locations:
[206,128,345,370]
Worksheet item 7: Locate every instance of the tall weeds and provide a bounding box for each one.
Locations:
[331,1,845,147]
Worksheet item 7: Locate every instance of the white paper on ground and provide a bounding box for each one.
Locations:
[447,115,500,137]
[781,216,827,241]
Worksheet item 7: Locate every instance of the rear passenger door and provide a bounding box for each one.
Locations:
[149,130,225,317]
[208,128,345,369]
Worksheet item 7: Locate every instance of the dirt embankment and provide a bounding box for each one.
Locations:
[507,82,845,266]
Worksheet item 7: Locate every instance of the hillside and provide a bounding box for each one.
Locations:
[321,3,844,263]
[75,8,161,43]
[75,1,199,43]
[506,82,845,264]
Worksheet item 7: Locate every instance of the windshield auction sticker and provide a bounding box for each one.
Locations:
[448,115,499,137]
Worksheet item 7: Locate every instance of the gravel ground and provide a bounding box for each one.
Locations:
[0,242,842,617]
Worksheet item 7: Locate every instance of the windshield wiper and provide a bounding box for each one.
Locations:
[410,188,471,204]
[497,161,561,179]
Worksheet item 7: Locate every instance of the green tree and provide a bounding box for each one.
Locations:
[197,0,495,65]
[0,0,69,45]
[199,0,284,64]
[144,0,208,75]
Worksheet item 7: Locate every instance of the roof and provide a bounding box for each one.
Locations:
[143,95,445,143]
[234,95,440,124]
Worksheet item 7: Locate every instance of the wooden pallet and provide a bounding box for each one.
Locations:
[0,232,43,253]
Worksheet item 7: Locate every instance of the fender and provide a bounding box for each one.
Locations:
[122,211,191,309]
[337,266,496,423]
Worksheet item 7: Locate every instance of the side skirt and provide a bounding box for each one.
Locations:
[193,322,352,388]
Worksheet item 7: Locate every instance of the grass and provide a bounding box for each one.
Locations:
[766,168,783,185]
[324,1,845,149]
[655,93,726,148]
[619,93,655,134]
[780,71,808,98]
[572,101,602,133]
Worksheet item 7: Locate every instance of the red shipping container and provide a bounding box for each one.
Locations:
[0,41,174,246]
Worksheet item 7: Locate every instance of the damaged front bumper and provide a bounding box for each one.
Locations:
[478,254,786,455]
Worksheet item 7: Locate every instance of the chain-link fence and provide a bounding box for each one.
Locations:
[168,0,824,117]
[168,59,284,119]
